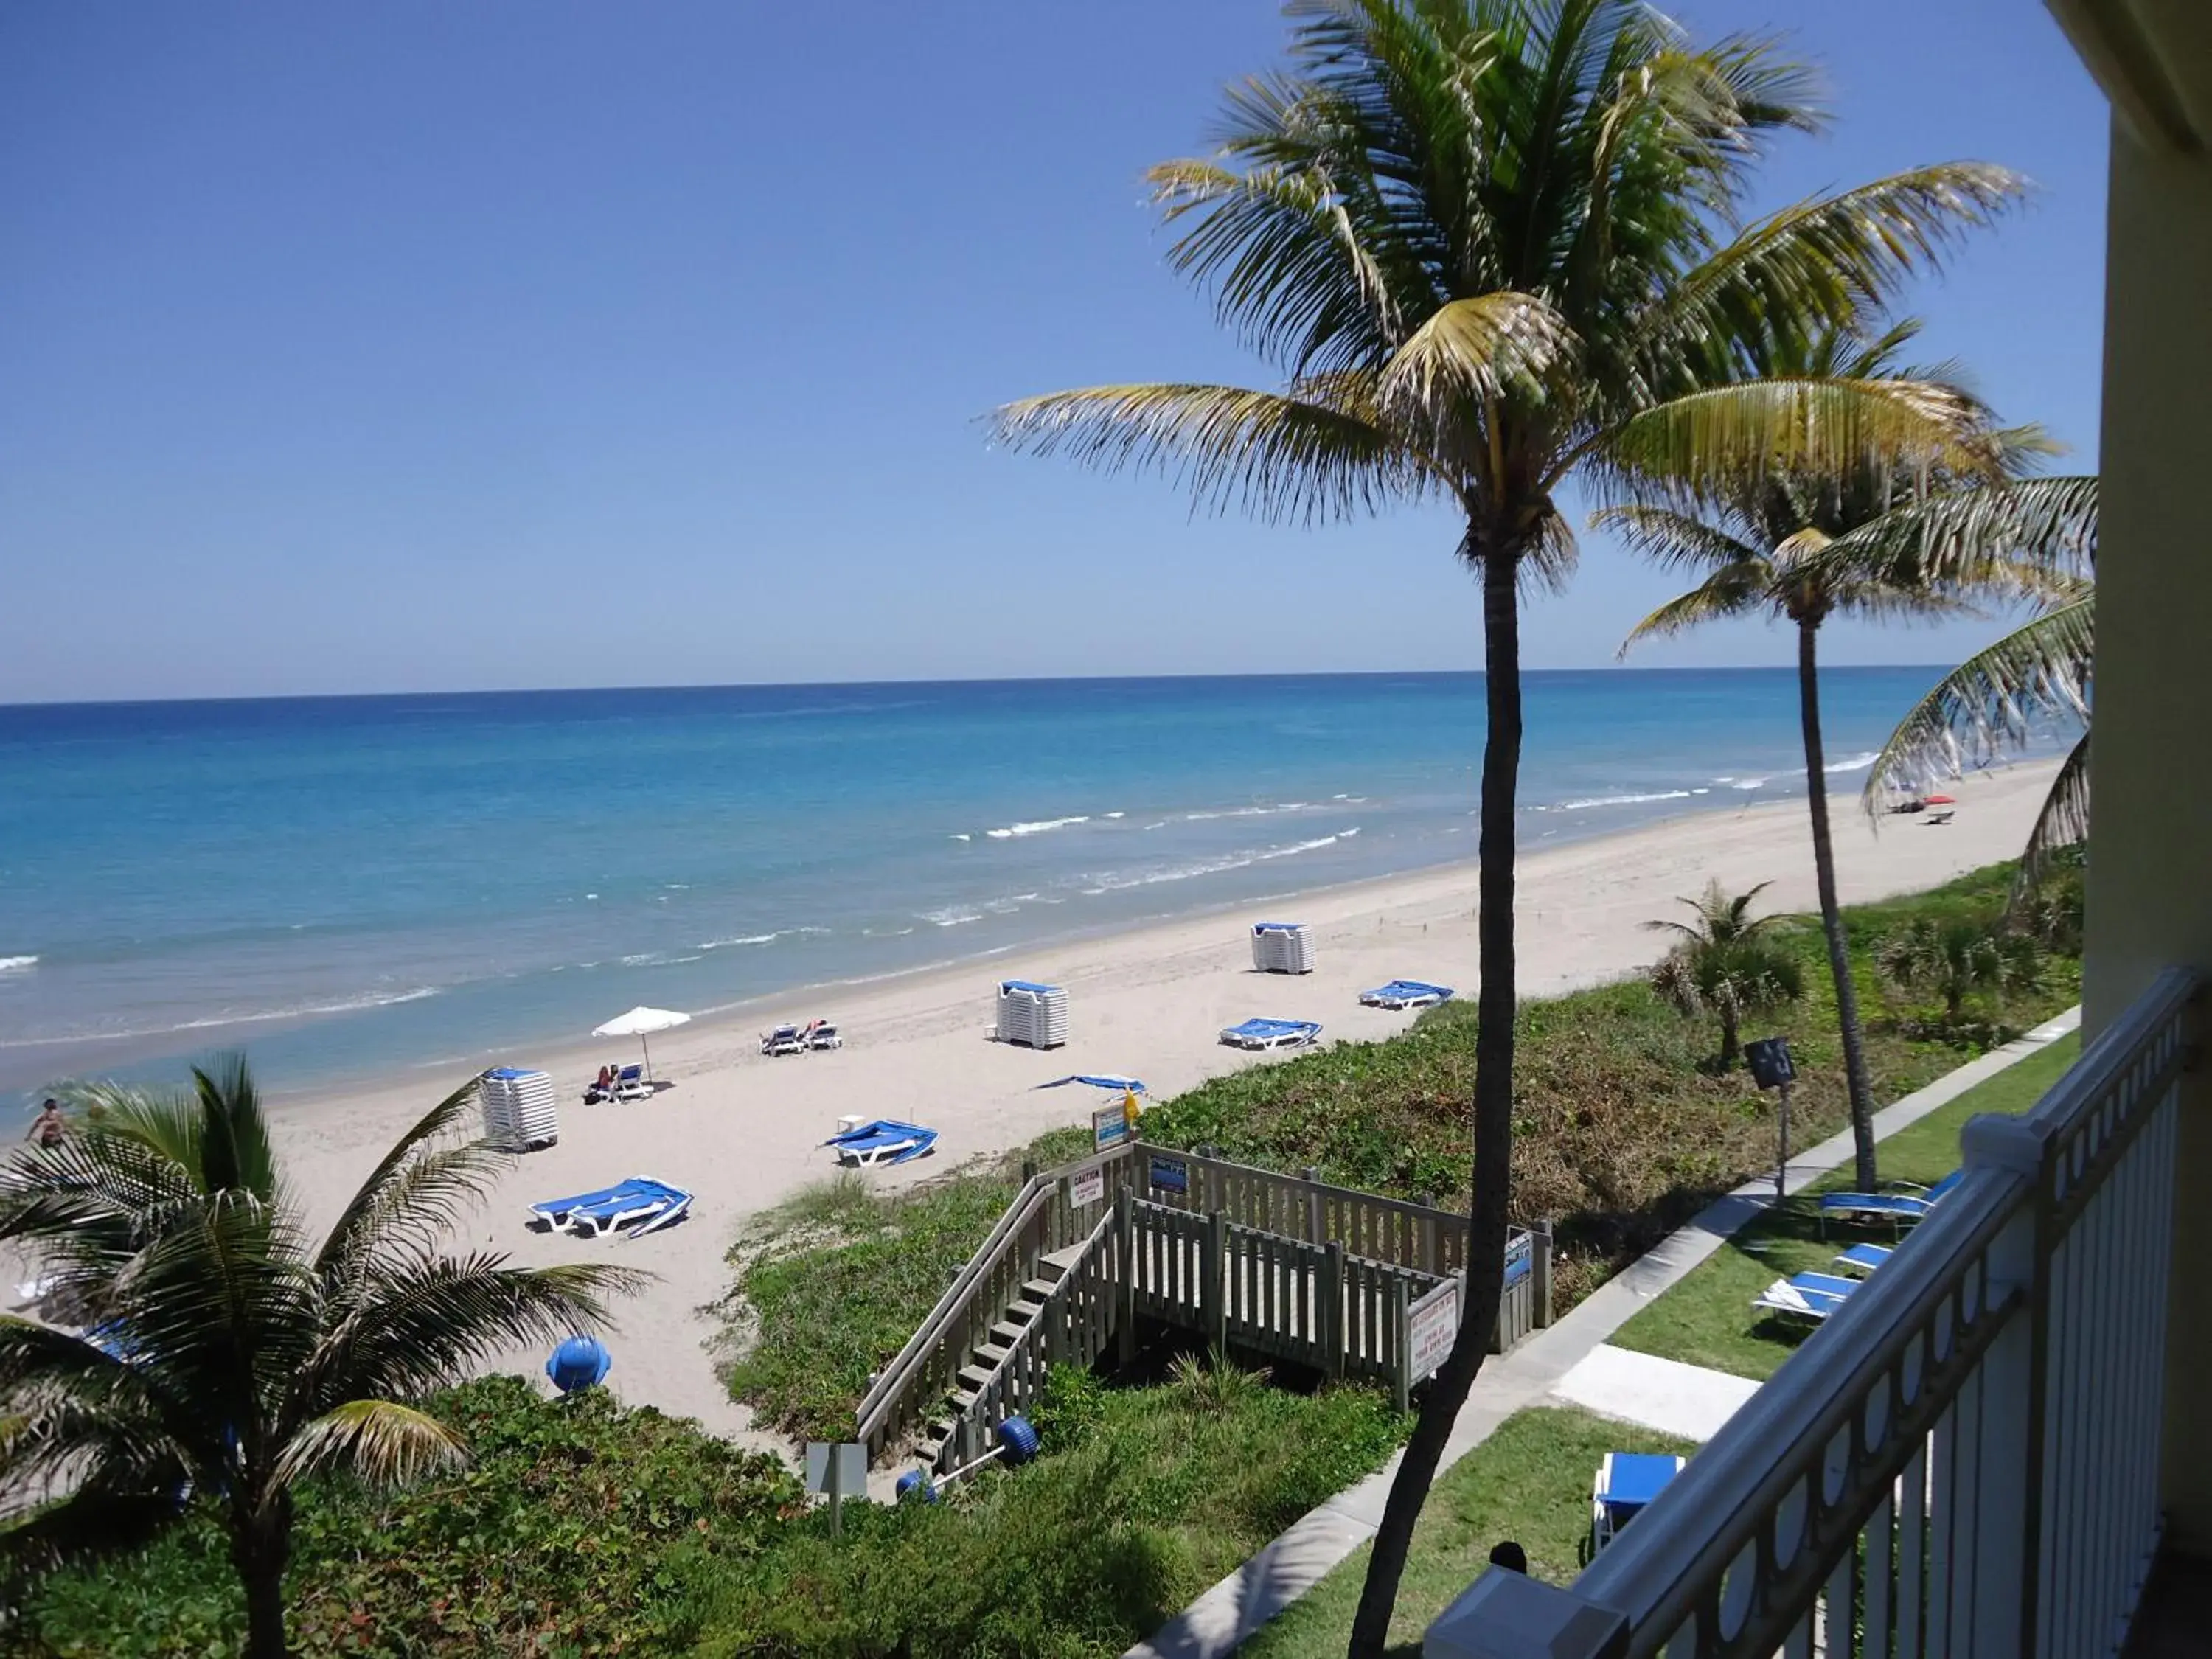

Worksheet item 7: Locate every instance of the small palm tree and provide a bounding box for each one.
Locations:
[0,1056,641,1658]
[1646,882,1806,1067]
[989,6,2017,1643]
[1877,916,2041,1024]
[1608,320,2053,1189]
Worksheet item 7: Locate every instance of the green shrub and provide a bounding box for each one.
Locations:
[15,1376,801,1657]
[686,1359,1408,1659]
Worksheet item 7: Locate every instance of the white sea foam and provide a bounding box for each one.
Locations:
[1184,803,1312,822]
[1824,751,1879,774]
[1732,778,1767,791]
[1079,831,1355,894]
[921,905,984,928]
[1104,811,1125,819]
[0,986,440,1049]
[1557,790,1695,810]
[985,815,1089,839]
[0,956,36,973]
[949,833,972,842]
[1141,821,1169,832]
[698,927,831,950]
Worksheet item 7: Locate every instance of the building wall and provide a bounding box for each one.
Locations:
[2081,116,2212,1553]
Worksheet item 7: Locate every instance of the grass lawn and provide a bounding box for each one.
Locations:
[1608,1029,2082,1381]
[1238,1407,1696,1659]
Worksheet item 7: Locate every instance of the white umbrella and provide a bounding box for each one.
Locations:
[591,1006,692,1081]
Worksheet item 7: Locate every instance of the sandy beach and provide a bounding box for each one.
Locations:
[265,761,2062,1451]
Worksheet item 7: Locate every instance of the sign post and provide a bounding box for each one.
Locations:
[1744,1037,1798,1200]
[1092,1103,1131,1154]
[804,1441,867,1539]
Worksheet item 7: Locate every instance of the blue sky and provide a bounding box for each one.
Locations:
[0,2,2108,703]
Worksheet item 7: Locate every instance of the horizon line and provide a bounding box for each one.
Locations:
[0,661,1961,714]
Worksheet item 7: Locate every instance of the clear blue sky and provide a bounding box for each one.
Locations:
[0,2,2109,703]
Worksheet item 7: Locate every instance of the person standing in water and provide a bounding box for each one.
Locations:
[25,1099,66,1149]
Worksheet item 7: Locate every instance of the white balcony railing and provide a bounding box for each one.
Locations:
[1427,969,2196,1659]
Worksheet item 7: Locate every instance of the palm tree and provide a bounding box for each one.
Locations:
[0,1056,641,1658]
[988,5,2018,1645]
[1646,881,1806,1067]
[1877,914,2041,1023]
[1608,321,2044,1189]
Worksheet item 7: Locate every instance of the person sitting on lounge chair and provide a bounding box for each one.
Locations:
[587,1065,616,1103]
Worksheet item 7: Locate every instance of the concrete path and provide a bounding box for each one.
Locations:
[1549,1343,1760,1442]
[1123,1007,2081,1659]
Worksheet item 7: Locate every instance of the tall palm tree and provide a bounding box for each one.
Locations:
[988,4,2018,1646]
[0,1057,640,1658]
[1605,321,2053,1188]
[1646,880,1806,1067]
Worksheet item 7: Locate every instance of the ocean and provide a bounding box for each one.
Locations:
[0,669,2023,1099]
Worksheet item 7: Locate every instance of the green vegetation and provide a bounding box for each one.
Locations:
[13,1375,801,1656]
[1239,1407,1697,1659]
[1144,863,2079,1307]
[689,1358,1406,1659]
[0,1059,637,1659]
[1611,1029,2081,1380]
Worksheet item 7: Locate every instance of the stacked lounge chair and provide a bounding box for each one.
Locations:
[1818,1169,1963,1236]
[1251,922,1316,974]
[1359,979,1455,1010]
[479,1066,559,1152]
[995,981,1068,1049]
[1220,1017,1323,1051]
[529,1177,692,1239]
[760,1024,807,1057]
[1591,1453,1686,1551]
[824,1119,939,1168]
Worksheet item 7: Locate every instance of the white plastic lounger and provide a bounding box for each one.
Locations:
[805,1020,843,1051]
[529,1177,693,1240]
[1753,1270,1859,1322]
[1219,1018,1322,1051]
[760,1024,807,1057]
[611,1064,653,1102]
[1358,980,1455,1010]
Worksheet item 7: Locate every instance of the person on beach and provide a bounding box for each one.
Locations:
[26,1099,66,1150]
[589,1065,616,1102]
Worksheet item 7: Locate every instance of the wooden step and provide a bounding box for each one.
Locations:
[989,1319,1028,1346]
[1021,1278,1059,1303]
[1041,1242,1090,1274]
[977,1340,1011,1366]
[956,1363,994,1392]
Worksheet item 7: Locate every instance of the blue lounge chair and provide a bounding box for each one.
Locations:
[824,1119,939,1168]
[611,1063,652,1102]
[1819,1169,1963,1236]
[529,1176,692,1239]
[1592,1453,1685,1551]
[1359,979,1455,1010]
[1038,1073,1149,1095]
[1833,1242,1893,1276]
[760,1024,806,1057]
[1220,1018,1323,1051]
[1753,1270,1861,1322]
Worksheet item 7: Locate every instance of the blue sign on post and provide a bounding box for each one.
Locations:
[1149,1155,1189,1194]
[1503,1231,1533,1287]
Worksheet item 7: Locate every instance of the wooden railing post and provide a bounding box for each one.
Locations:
[1115,1184,1135,1365]
[1534,1217,1554,1328]
[1391,1276,1413,1413]
[1322,1239,1346,1380]
[1301,1166,1323,1243]
[1204,1209,1228,1353]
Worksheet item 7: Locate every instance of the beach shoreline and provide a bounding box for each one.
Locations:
[263,758,2062,1452]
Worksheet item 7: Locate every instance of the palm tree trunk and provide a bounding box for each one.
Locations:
[232,1500,291,1659]
[1348,546,1520,1659]
[1719,1005,1741,1068]
[1797,619,1879,1189]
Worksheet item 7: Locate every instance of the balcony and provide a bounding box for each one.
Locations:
[1426,969,2194,1658]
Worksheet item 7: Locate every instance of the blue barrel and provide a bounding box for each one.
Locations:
[998,1415,1041,1467]
[546,1335,611,1394]
[894,1469,937,1503]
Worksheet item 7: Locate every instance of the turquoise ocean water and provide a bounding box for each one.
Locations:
[0,669,2034,1100]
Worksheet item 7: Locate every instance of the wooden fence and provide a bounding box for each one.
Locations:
[857,1136,1554,1462]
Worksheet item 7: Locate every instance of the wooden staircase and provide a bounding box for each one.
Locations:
[913,1239,1090,1472]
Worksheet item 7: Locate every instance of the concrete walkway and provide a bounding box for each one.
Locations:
[1550,1343,1760,1442]
[1124,1007,2081,1659]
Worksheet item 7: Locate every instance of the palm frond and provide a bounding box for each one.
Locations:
[1377,291,1579,425]
[2017,734,2090,889]
[1601,377,2006,495]
[987,382,1433,525]
[1860,595,2095,809]
[1590,504,1759,574]
[1815,474,2098,596]
[1618,560,1773,651]
[316,1075,498,1280]
[272,1398,467,1488]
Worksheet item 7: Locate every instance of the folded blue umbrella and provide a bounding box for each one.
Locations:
[1038,1074,1147,1094]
